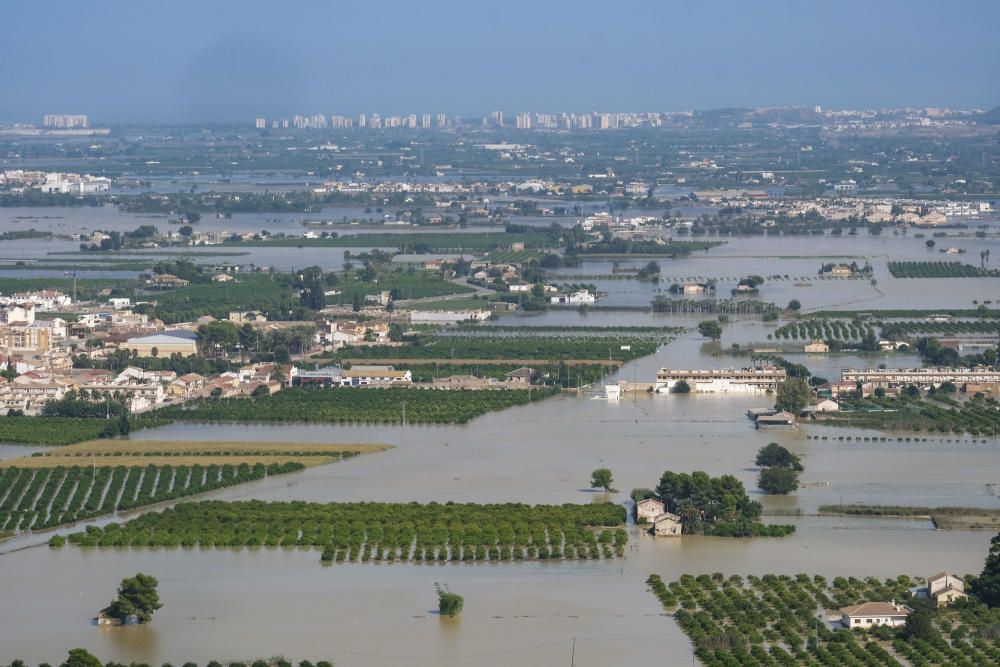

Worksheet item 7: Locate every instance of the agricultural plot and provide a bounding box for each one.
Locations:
[0,416,113,445]
[483,248,545,263]
[648,572,1000,667]
[335,331,666,362]
[157,386,556,425]
[888,261,1000,278]
[0,462,303,533]
[8,440,389,468]
[880,319,1000,340]
[820,395,1000,436]
[68,501,629,561]
[772,320,876,343]
[234,231,556,251]
[0,442,382,533]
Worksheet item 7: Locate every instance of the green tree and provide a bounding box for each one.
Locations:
[697,320,723,340]
[926,239,936,248]
[971,532,1000,607]
[671,379,691,394]
[61,649,103,667]
[755,443,803,471]
[758,466,799,495]
[899,601,938,642]
[436,583,463,616]
[590,468,614,492]
[775,377,811,416]
[787,299,801,311]
[107,573,162,623]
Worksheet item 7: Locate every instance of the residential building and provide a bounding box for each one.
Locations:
[682,282,706,295]
[922,573,967,608]
[1,290,72,311]
[656,367,787,394]
[636,498,665,523]
[653,512,683,537]
[342,365,412,386]
[228,311,267,324]
[147,274,190,289]
[505,367,537,385]
[804,340,830,353]
[839,602,911,629]
[549,289,597,306]
[841,366,1000,388]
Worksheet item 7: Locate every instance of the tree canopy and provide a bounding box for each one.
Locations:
[107,572,162,623]
[590,468,614,492]
[755,443,803,471]
[775,377,811,415]
[697,320,723,340]
[654,470,762,532]
[971,532,1000,607]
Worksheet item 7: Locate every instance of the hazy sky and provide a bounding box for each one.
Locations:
[1,0,998,123]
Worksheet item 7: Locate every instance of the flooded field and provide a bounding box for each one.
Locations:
[1,213,999,665]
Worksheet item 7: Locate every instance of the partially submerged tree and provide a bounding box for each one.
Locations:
[755,443,803,471]
[107,573,162,623]
[758,466,800,495]
[590,468,615,492]
[775,377,811,416]
[436,583,463,617]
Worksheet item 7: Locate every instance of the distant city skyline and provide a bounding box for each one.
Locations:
[1,0,998,123]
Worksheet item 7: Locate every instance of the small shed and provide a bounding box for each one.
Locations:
[755,411,795,428]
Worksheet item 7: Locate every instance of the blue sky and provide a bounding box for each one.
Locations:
[1,0,997,123]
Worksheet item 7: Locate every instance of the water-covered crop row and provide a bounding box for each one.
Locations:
[880,320,1000,339]
[772,320,876,342]
[648,572,1000,666]
[157,386,556,425]
[0,462,303,533]
[68,500,629,562]
[825,394,1000,436]
[888,261,1000,278]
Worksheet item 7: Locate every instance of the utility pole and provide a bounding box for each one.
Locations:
[570,636,575,666]
[401,400,406,426]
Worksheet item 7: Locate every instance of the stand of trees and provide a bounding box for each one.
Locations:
[106,573,161,624]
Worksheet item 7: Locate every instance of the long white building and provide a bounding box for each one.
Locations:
[655,367,787,394]
[841,367,1000,388]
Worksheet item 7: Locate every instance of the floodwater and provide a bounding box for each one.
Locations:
[2,212,1000,664]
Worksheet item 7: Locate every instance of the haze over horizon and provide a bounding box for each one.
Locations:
[1,0,998,124]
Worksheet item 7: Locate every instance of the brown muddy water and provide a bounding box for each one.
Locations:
[2,232,1000,664]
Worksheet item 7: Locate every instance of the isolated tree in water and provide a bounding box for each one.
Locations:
[755,443,803,471]
[108,572,162,623]
[590,468,615,492]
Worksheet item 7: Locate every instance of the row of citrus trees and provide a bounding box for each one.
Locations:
[772,319,875,342]
[67,500,629,562]
[337,334,661,362]
[881,319,1000,339]
[888,261,1000,278]
[830,394,1000,436]
[157,387,556,425]
[0,462,304,533]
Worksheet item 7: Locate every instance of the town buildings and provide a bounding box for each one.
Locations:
[656,367,787,394]
[841,366,1000,389]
